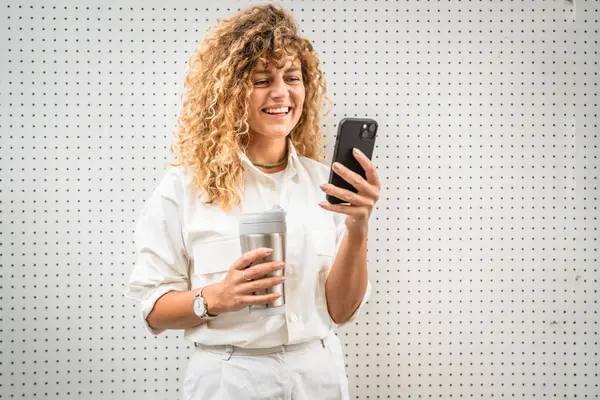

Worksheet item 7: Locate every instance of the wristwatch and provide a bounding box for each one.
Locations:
[193,286,218,320]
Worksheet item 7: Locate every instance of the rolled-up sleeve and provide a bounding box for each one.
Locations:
[332,212,372,327]
[124,170,190,335]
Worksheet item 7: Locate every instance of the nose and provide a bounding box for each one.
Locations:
[269,75,289,99]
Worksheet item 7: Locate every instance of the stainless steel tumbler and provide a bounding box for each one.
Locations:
[238,206,287,316]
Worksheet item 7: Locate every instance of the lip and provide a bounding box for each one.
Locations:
[262,105,293,110]
[262,106,293,112]
[261,106,293,120]
[262,111,290,120]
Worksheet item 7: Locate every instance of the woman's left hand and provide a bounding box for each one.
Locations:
[319,148,381,234]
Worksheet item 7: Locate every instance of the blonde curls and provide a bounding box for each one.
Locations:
[170,4,331,212]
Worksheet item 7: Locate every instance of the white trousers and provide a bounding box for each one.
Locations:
[181,331,350,400]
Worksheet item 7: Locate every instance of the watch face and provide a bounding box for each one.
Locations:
[193,296,206,317]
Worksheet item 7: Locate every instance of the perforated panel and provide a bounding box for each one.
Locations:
[0,0,598,399]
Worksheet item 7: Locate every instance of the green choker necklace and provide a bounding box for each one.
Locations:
[251,147,289,168]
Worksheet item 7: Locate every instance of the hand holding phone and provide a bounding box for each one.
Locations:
[326,118,378,204]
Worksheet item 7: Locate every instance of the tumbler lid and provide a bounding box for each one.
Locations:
[239,206,287,235]
[239,205,286,224]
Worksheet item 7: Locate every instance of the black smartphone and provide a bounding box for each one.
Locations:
[326,117,378,204]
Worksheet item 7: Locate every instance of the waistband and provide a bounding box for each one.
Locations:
[194,338,326,360]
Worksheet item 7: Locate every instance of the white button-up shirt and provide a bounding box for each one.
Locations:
[124,141,371,349]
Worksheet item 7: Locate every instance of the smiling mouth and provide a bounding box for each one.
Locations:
[262,107,291,116]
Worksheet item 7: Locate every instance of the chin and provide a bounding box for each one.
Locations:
[261,125,296,138]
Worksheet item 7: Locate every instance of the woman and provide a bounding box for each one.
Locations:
[125,4,381,399]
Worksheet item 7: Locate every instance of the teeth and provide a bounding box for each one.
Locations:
[264,107,290,114]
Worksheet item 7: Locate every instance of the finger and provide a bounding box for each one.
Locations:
[240,292,283,306]
[352,148,381,190]
[331,162,378,199]
[240,275,286,294]
[232,247,273,270]
[319,184,374,207]
[318,201,369,219]
[239,260,285,282]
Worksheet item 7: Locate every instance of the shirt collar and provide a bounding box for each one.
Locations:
[239,139,300,180]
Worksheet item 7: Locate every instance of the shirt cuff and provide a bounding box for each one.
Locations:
[125,282,188,336]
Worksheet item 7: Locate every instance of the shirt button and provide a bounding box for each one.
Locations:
[290,313,299,323]
[287,266,294,275]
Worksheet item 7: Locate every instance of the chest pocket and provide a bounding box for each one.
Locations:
[191,237,242,287]
[311,228,337,310]
[311,228,336,258]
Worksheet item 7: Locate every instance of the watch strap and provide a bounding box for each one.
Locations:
[195,286,218,319]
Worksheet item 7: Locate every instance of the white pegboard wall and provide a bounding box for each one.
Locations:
[0,0,598,399]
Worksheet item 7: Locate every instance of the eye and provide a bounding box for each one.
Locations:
[254,79,269,86]
[287,76,301,82]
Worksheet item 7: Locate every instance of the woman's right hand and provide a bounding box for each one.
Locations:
[201,247,286,315]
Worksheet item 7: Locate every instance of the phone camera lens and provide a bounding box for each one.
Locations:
[368,123,376,133]
[360,128,375,140]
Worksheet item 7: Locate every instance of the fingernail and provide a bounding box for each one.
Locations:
[320,184,327,190]
[264,248,274,254]
[353,148,363,155]
[332,162,340,170]
[276,261,285,267]
[318,201,327,207]
[280,277,287,281]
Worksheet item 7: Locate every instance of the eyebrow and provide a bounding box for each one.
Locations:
[253,66,301,75]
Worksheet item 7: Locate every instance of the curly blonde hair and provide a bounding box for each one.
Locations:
[170,4,330,212]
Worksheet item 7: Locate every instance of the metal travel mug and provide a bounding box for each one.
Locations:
[238,206,287,316]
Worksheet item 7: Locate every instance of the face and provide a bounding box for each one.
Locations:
[246,55,305,141]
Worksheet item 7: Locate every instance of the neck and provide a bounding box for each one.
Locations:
[246,136,289,173]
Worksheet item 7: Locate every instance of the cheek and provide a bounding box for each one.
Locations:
[293,90,306,113]
[247,111,264,132]
[247,90,263,110]
[246,94,263,124]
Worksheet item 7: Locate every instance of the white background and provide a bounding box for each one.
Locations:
[0,0,598,398]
